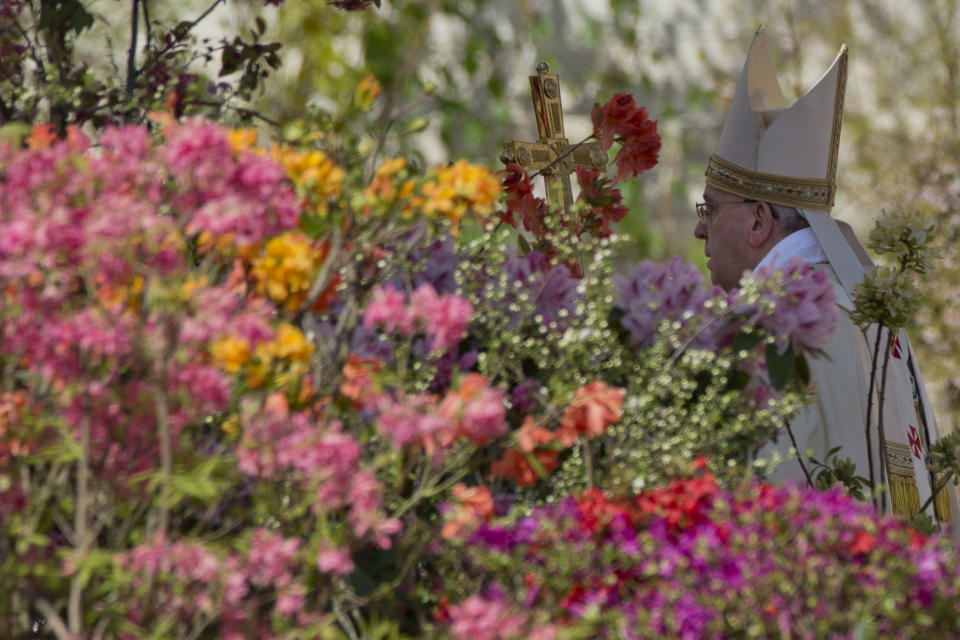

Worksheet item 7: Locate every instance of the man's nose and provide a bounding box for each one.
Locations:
[694,220,707,240]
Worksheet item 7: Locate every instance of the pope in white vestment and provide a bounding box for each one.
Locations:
[695,27,959,535]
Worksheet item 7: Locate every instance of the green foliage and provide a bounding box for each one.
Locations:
[809,446,872,501]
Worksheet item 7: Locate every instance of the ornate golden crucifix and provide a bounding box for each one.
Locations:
[499,62,607,213]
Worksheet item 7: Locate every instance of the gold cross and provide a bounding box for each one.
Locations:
[500,62,607,213]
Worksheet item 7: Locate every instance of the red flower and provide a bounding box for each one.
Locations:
[849,530,877,555]
[592,93,661,180]
[575,166,629,238]
[500,163,547,237]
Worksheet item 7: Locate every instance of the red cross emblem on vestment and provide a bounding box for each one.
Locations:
[908,424,923,459]
[891,332,903,359]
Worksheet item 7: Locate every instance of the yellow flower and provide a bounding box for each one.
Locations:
[419,160,501,229]
[356,74,382,110]
[221,414,239,436]
[210,335,252,373]
[259,323,313,363]
[228,128,259,155]
[365,157,409,201]
[269,145,346,214]
[250,233,321,312]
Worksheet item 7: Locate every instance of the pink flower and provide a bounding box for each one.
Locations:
[447,593,528,640]
[364,285,413,334]
[246,528,300,589]
[376,393,454,449]
[440,374,508,445]
[274,582,306,617]
[317,545,355,576]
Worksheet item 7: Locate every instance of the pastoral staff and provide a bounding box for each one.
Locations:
[694,26,959,533]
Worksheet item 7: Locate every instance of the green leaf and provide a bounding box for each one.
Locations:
[517,234,532,255]
[796,352,811,385]
[765,342,795,391]
[731,330,763,353]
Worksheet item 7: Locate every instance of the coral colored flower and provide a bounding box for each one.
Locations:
[556,382,624,446]
[442,483,494,540]
[488,417,561,487]
[440,374,508,445]
[849,530,877,555]
[339,353,383,404]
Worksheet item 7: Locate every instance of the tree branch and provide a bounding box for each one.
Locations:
[126,0,140,97]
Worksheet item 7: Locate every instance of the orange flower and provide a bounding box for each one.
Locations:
[441,483,494,539]
[489,417,561,487]
[556,381,624,446]
[340,354,383,404]
[27,124,57,150]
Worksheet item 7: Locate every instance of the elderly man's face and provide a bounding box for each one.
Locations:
[693,185,757,291]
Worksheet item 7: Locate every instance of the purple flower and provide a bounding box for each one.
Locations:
[500,250,581,328]
[749,256,839,354]
[613,256,722,348]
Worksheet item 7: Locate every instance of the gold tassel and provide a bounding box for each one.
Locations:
[934,475,953,522]
[888,473,921,518]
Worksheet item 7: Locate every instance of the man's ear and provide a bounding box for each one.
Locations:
[746,202,776,249]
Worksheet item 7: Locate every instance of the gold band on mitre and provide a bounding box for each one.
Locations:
[705,155,835,211]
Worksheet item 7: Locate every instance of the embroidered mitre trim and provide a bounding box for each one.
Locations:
[706,155,836,210]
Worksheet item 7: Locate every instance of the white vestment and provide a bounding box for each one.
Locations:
[756,229,960,535]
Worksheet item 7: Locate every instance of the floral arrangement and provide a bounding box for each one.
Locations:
[0,76,955,638]
[438,463,960,639]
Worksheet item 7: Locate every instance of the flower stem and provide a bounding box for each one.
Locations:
[864,326,883,510]
[876,329,897,514]
[784,419,815,489]
[918,470,955,515]
[68,404,91,635]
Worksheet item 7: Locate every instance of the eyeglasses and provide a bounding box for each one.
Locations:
[695,199,756,223]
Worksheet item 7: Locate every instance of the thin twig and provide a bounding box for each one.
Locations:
[783,419,815,488]
[35,599,70,640]
[918,471,955,515]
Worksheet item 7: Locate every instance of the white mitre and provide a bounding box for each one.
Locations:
[706,26,868,299]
